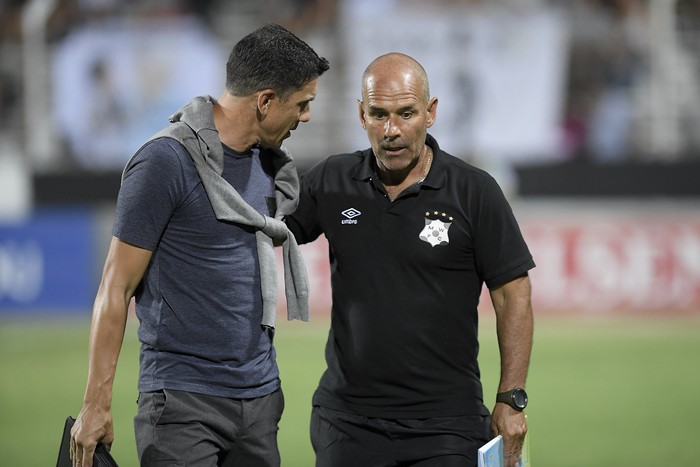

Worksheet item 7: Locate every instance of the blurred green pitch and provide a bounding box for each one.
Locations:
[1,314,699,466]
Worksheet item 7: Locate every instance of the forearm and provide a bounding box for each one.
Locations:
[72,237,150,465]
[489,275,534,466]
[81,237,149,408]
[82,287,130,409]
[491,275,534,391]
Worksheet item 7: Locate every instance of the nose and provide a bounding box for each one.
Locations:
[299,103,312,123]
[384,115,400,138]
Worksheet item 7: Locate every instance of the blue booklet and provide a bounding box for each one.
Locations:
[478,430,531,467]
[478,435,504,467]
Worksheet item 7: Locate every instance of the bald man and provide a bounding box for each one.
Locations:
[286,53,534,467]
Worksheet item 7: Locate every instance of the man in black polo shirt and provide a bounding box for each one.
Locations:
[286,52,534,467]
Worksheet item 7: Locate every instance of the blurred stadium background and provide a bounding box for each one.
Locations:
[1,0,700,465]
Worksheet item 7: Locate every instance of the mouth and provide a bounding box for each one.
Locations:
[383,146,406,156]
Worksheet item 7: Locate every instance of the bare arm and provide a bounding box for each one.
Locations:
[489,273,534,467]
[70,237,152,467]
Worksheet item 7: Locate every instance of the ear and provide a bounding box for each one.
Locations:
[257,89,276,116]
[426,97,438,128]
[357,99,367,130]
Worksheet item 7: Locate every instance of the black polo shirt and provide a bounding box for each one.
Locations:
[286,134,535,418]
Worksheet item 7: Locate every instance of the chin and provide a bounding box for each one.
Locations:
[382,155,413,169]
[262,138,284,148]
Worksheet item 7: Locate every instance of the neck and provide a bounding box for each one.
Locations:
[213,92,261,152]
[377,145,432,202]
[417,146,432,183]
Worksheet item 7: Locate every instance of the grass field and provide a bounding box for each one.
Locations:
[2,313,699,466]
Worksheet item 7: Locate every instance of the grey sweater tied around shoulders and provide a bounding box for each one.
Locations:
[148,95,309,327]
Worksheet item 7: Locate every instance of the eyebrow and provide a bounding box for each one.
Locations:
[367,103,416,113]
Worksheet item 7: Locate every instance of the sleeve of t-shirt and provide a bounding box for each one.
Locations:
[112,137,189,251]
[473,173,535,289]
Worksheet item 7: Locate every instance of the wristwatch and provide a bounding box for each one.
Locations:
[496,387,528,411]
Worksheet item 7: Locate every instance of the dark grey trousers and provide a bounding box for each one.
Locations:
[134,388,284,467]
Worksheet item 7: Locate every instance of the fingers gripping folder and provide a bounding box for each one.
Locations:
[56,416,118,467]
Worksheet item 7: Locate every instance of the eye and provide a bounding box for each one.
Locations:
[401,111,413,119]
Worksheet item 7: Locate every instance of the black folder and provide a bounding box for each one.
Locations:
[56,416,118,467]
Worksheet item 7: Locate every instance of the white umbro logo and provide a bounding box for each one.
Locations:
[341,208,361,224]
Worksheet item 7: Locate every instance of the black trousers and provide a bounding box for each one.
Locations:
[310,405,491,467]
[134,388,284,467]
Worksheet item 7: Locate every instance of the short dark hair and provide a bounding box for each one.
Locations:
[225,23,329,100]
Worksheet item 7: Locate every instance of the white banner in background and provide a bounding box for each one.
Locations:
[340,3,568,161]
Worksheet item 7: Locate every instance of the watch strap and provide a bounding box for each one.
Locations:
[496,387,527,411]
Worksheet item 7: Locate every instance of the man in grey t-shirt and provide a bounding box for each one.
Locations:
[70,24,328,467]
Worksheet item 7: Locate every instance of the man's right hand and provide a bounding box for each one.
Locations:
[70,407,114,467]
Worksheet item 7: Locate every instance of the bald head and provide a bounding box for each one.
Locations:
[361,53,430,104]
[357,53,438,186]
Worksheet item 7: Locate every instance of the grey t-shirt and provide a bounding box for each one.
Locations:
[113,136,280,399]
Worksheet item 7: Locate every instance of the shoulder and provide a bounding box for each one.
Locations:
[311,149,366,170]
[125,136,193,175]
[438,149,497,191]
[427,135,495,189]
[302,149,368,181]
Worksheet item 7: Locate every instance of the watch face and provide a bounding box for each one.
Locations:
[513,388,528,408]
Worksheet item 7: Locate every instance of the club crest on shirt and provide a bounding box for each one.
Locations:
[419,211,453,247]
